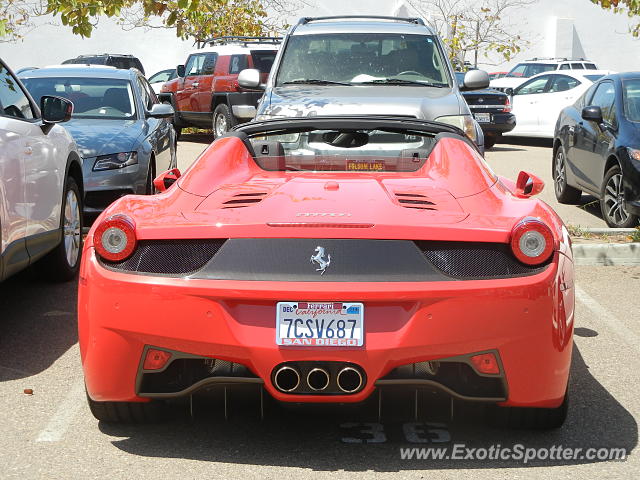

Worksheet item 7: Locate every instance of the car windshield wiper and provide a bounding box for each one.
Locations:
[355,78,448,87]
[281,79,351,86]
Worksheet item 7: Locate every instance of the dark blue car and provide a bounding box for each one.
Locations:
[20,65,177,221]
[553,72,640,227]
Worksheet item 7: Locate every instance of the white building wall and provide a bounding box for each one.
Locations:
[0,0,639,75]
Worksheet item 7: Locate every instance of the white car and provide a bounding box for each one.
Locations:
[490,58,599,91]
[503,70,612,139]
[147,68,177,94]
[0,58,84,282]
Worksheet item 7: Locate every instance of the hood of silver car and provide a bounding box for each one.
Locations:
[63,119,143,158]
[261,85,465,119]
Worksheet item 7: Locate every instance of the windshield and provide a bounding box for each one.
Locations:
[21,77,136,120]
[506,63,556,78]
[276,33,450,87]
[248,128,437,172]
[623,78,640,122]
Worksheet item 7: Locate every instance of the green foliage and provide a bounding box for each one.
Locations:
[1,0,270,42]
[591,0,640,36]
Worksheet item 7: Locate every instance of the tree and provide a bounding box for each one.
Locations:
[590,0,640,36]
[406,0,537,68]
[0,0,293,43]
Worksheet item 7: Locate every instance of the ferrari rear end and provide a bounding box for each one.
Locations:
[78,117,574,428]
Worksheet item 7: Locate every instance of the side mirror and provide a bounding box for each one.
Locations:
[460,69,490,91]
[41,95,73,123]
[176,64,186,77]
[515,171,544,198]
[582,105,603,124]
[147,103,174,119]
[505,87,514,96]
[153,168,181,192]
[238,68,262,89]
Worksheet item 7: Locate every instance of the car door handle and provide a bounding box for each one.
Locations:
[24,147,33,155]
[192,82,199,87]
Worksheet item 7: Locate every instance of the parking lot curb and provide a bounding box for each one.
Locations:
[579,227,637,235]
[573,243,640,266]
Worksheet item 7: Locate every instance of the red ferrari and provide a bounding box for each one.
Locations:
[78,117,574,428]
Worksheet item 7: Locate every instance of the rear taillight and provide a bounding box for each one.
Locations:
[502,95,512,113]
[510,218,554,265]
[94,214,137,262]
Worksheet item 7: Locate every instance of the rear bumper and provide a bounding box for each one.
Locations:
[474,113,516,135]
[79,249,574,408]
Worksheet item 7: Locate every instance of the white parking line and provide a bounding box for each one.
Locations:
[575,285,640,354]
[35,379,85,442]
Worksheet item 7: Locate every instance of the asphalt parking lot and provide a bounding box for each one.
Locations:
[0,138,637,479]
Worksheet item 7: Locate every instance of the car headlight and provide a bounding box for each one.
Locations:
[627,148,640,163]
[93,152,138,171]
[435,115,477,142]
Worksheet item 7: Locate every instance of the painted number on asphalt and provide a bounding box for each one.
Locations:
[340,422,451,444]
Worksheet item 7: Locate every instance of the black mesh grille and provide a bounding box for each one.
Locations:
[100,240,226,275]
[416,241,550,279]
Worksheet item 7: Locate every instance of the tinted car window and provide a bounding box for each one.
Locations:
[584,63,597,70]
[276,33,449,86]
[589,81,616,125]
[514,75,550,95]
[0,64,35,120]
[185,53,217,76]
[251,50,277,74]
[559,64,570,71]
[507,63,556,78]
[548,75,580,92]
[22,77,135,119]
[229,55,248,74]
[623,78,640,122]
[63,56,107,65]
[570,63,583,69]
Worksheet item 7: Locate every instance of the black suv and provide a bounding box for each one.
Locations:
[62,54,145,74]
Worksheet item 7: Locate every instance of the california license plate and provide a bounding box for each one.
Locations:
[276,302,364,346]
[474,112,491,123]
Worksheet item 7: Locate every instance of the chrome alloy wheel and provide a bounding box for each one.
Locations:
[214,113,227,138]
[63,188,81,267]
[554,149,567,197]
[603,172,629,226]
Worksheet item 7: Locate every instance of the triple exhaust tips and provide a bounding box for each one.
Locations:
[273,363,364,394]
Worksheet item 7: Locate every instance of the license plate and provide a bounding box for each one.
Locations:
[474,112,491,123]
[276,302,364,346]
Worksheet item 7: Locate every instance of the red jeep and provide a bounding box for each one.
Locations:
[159,36,280,138]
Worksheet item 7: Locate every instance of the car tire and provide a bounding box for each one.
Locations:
[37,176,83,282]
[601,164,639,228]
[213,104,236,139]
[484,134,496,150]
[87,394,166,423]
[553,146,582,204]
[488,389,569,429]
[145,157,156,195]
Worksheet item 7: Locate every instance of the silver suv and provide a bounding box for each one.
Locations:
[238,16,489,149]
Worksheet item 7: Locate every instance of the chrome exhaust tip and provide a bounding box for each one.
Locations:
[274,366,300,392]
[307,367,330,391]
[336,367,363,393]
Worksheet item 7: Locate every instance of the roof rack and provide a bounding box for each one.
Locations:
[204,36,282,46]
[298,16,425,26]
